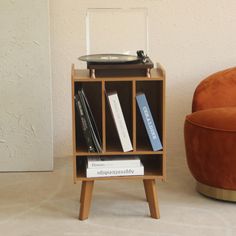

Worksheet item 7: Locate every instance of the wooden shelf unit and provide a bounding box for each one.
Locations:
[71,64,166,220]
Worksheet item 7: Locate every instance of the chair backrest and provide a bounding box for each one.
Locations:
[192,67,236,112]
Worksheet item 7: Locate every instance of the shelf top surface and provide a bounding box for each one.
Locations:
[72,66,165,82]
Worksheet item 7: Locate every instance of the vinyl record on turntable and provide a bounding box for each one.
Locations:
[79,54,140,64]
[78,51,154,78]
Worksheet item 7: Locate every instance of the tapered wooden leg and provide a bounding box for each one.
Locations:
[143,180,149,202]
[143,179,160,219]
[80,181,86,203]
[79,181,94,220]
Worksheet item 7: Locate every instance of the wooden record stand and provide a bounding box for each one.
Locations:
[71,63,166,220]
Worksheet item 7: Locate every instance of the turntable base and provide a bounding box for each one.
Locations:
[87,58,154,78]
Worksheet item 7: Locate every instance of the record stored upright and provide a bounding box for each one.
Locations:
[71,64,166,220]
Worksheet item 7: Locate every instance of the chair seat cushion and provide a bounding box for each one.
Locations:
[185,106,236,190]
[186,107,236,132]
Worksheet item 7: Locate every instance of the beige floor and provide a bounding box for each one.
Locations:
[0,157,236,236]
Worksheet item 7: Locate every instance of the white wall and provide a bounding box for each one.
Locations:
[50,0,236,160]
[0,0,53,171]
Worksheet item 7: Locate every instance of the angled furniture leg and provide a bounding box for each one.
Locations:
[143,179,160,219]
[79,180,94,220]
[143,179,149,202]
[80,181,86,203]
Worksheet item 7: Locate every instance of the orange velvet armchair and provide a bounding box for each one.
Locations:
[184,67,236,201]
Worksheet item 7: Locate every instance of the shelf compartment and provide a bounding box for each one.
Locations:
[136,81,163,151]
[75,155,163,181]
[105,81,133,152]
[74,81,103,153]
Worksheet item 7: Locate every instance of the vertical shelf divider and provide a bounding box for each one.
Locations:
[162,75,166,180]
[102,80,106,152]
[132,80,137,151]
[71,64,77,184]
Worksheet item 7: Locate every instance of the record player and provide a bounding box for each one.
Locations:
[79,51,154,78]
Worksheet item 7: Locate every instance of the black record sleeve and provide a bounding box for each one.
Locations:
[78,89,102,153]
[74,94,96,153]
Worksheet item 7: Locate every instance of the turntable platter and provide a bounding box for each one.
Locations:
[79,54,140,64]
